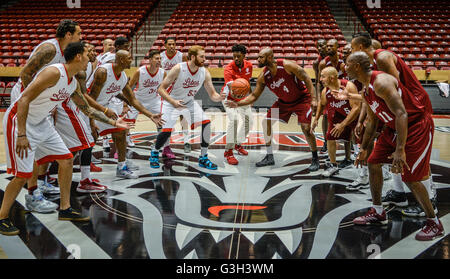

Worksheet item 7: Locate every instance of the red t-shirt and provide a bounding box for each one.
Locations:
[222,59,253,101]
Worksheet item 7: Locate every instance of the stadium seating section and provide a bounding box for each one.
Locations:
[0,0,157,67]
[353,0,450,70]
[149,0,347,68]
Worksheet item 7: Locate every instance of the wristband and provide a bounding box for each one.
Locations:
[104,107,108,114]
[17,135,26,138]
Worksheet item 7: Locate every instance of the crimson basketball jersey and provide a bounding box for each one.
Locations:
[325,79,352,118]
[364,71,425,130]
[373,49,433,114]
[324,56,346,79]
[263,59,311,104]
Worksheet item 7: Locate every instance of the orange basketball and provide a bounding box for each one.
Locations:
[230,78,250,99]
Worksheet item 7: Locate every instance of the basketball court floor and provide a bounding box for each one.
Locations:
[0,112,449,259]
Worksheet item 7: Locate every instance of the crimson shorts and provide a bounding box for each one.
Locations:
[266,100,312,124]
[326,112,356,141]
[368,114,434,182]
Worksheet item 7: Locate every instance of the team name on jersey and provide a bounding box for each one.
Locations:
[50,88,71,102]
[106,83,122,94]
[164,62,177,71]
[182,78,200,89]
[269,78,285,90]
[143,79,160,88]
[330,100,348,109]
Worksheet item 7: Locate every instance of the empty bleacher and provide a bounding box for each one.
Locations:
[148,0,347,68]
[353,0,450,70]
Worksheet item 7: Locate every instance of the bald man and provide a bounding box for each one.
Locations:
[227,48,319,171]
[347,52,443,241]
[96,39,114,62]
[86,50,164,179]
[312,67,360,177]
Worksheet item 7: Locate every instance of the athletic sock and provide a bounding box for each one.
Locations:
[392,173,405,193]
[266,145,273,155]
[117,161,126,170]
[201,147,208,157]
[373,205,384,215]
[312,150,318,160]
[80,165,90,181]
[421,177,434,199]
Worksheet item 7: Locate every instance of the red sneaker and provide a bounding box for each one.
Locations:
[90,163,102,172]
[235,144,248,156]
[415,219,445,241]
[224,149,238,165]
[162,146,176,159]
[353,208,388,225]
[77,179,107,193]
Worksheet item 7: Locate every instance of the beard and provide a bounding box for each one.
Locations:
[194,57,204,67]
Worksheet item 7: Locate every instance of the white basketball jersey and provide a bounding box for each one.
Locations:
[85,61,94,81]
[96,51,115,67]
[168,62,205,104]
[161,50,183,72]
[134,66,164,100]
[17,39,66,86]
[21,63,77,124]
[87,63,128,106]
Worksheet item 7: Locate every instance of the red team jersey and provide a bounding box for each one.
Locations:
[223,59,253,101]
[263,59,313,124]
[365,71,433,182]
[324,56,346,79]
[373,49,433,114]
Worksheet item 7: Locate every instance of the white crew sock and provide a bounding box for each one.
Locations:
[117,161,126,169]
[201,147,208,157]
[392,173,405,193]
[80,165,90,181]
[373,205,384,215]
[266,145,273,155]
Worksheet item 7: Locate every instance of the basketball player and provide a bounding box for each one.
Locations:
[126,50,166,140]
[9,19,81,211]
[311,67,360,177]
[160,37,191,156]
[222,44,253,165]
[226,48,319,171]
[313,39,328,154]
[342,43,352,63]
[55,42,107,193]
[0,42,131,235]
[87,50,164,179]
[347,52,443,241]
[96,39,115,62]
[318,39,352,167]
[351,32,436,217]
[149,45,226,169]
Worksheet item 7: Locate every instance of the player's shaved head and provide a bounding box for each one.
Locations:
[322,66,339,78]
[327,39,338,47]
[260,47,273,58]
[347,51,371,73]
[103,39,113,46]
[258,48,274,68]
[372,39,382,50]
[116,50,129,60]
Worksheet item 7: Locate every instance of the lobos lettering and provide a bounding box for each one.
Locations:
[143,79,160,88]
[183,78,200,89]
[330,100,348,109]
[50,88,71,101]
[106,83,122,94]
[270,78,285,90]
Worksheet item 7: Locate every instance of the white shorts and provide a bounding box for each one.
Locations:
[126,96,162,121]
[55,99,95,153]
[3,103,73,178]
[96,100,126,137]
[161,99,209,132]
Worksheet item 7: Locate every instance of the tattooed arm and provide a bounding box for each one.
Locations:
[20,43,56,89]
[70,82,131,129]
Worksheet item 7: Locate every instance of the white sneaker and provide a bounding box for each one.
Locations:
[125,159,139,171]
[116,165,138,179]
[382,166,392,180]
[126,134,135,147]
[91,155,102,164]
[346,175,370,191]
[103,137,110,148]
[322,165,339,178]
[38,179,60,195]
[25,189,59,213]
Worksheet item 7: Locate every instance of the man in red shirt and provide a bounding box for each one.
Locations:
[222,44,253,165]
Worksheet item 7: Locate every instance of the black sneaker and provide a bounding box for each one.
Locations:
[320,144,327,154]
[402,199,438,217]
[255,154,275,167]
[382,190,408,207]
[338,159,354,169]
[308,157,320,172]
[58,207,90,222]
[0,218,20,236]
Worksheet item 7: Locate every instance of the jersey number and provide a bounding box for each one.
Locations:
[187,89,197,97]
[378,111,393,123]
[283,86,289,93]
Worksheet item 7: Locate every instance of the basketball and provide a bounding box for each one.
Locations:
[230,78,250,99]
